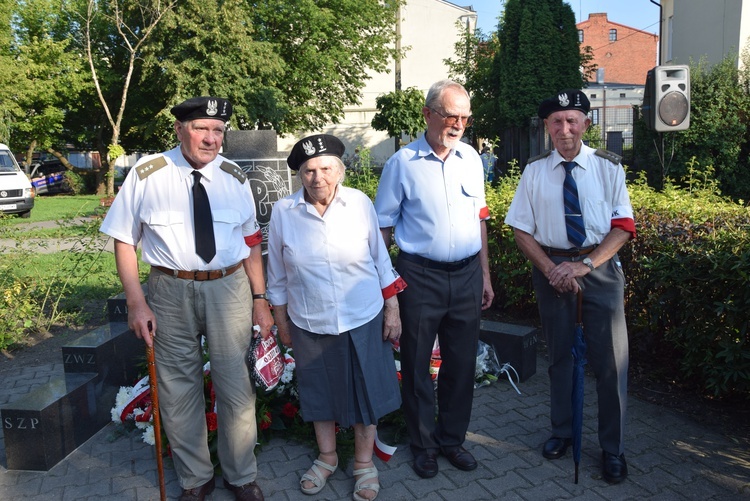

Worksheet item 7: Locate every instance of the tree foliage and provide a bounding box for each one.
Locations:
[0,0,402,190]
[247,0,401,134]
[444,25,500,140]
[370,87,425,142]
[494,0,583,129]
[7,0,90,167]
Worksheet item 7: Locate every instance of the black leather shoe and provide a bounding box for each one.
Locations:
[413,451,439,478]
[441,446,478,471]
[223,478,265,501]
[542,437,572,460]
[602,451,628,484]
[179,477,215,501]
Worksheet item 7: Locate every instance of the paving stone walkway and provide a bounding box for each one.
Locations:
[1,352,748,500]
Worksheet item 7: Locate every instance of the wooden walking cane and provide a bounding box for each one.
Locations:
[145,321,167,501]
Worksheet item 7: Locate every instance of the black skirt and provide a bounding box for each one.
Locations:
[290,309,402,427]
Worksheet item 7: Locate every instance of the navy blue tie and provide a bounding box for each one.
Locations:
[192,171,216,263]
[563,162,586,247]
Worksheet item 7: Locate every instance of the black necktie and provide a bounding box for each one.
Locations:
[562,162,586,247]
[192,171,216,263]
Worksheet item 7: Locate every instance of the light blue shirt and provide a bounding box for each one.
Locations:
[374,135,489,262]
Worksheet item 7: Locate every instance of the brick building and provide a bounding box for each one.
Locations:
[578,12,658,85]
[573,13,659,154]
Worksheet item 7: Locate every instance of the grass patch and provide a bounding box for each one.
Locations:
[0,196,150,350]
[3,194,103,224]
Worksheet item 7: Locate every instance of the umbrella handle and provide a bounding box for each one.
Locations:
[146,322,167,501]
[576,290,583,324]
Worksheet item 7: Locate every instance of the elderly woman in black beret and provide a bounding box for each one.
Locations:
[266,134,405,501]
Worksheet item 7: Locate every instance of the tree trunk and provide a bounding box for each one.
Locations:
[45,148,76,171]
[23,141,37,174]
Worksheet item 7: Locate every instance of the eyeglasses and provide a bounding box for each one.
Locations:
[429,108,474,127]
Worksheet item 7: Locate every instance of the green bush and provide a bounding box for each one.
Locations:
[343,147,380,200]
[64,170,86,195]
[620,163,750,398]
[484,160,537,316]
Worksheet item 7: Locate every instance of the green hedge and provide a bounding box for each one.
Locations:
[485,161,750,399]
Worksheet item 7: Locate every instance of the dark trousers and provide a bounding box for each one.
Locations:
[533,255,629,456]
[396,255,483,455]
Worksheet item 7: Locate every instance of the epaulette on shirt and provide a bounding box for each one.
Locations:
[595,149,622,165]
[527,150,552,164]
[135,155,168,180]
[220,161,247,184]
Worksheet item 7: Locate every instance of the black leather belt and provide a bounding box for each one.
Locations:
[399,251,478,271]
[542,245,597,257]
[153,262,243,281]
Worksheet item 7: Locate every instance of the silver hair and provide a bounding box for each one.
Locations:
[425,79,470,110]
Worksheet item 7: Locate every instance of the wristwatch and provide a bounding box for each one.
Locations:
[582,257,595,272]
[252,293,268,301]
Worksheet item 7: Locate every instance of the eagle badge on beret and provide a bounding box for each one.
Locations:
[287,134,346,171]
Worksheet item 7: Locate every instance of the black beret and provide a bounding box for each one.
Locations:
[538,89,590,119]
[170,96,232,122]
[287,134,346,171]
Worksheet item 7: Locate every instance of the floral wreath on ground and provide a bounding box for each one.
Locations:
[111,333,517,467]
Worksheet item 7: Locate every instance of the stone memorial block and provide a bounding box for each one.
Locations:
[223,130,293,249]
[479,320,538,382]
[62,322,142,387]
[107,284,147,323]
[1,373,104,471]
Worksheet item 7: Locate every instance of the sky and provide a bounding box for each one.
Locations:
[470,0,661,36]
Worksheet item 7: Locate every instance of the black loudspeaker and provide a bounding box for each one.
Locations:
[643,65,690,132]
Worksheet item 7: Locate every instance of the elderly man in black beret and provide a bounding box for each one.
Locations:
[505,89,636,484]
[101,96,272,501]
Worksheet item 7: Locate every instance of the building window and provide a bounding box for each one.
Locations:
[590,94,597,99]
[590,109,600,126]
[619,93,626,98]
[609,29,617,42]
[578,29,584,43]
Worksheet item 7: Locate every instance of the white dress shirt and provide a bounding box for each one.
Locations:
[504,143,634,248]
[100,146,260,270]
[266,185,401,335]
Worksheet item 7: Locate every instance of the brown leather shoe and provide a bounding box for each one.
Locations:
[441,446,478,471]
[412,451,439,478]
[223,478,265,501]
[179,477,215,501]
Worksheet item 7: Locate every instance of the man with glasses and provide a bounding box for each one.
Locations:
[101,96,272,501]
[375,79,494,479]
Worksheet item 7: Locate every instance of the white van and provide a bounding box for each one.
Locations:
[0,143,34,218]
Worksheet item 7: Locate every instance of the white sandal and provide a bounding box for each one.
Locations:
[352,465,380,501]
[300,457,338,495]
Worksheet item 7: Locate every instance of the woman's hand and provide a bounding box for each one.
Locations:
[273,304,293,347]
[382,297,401,342]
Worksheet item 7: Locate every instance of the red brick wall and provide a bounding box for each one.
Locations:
[578,13,658,85]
